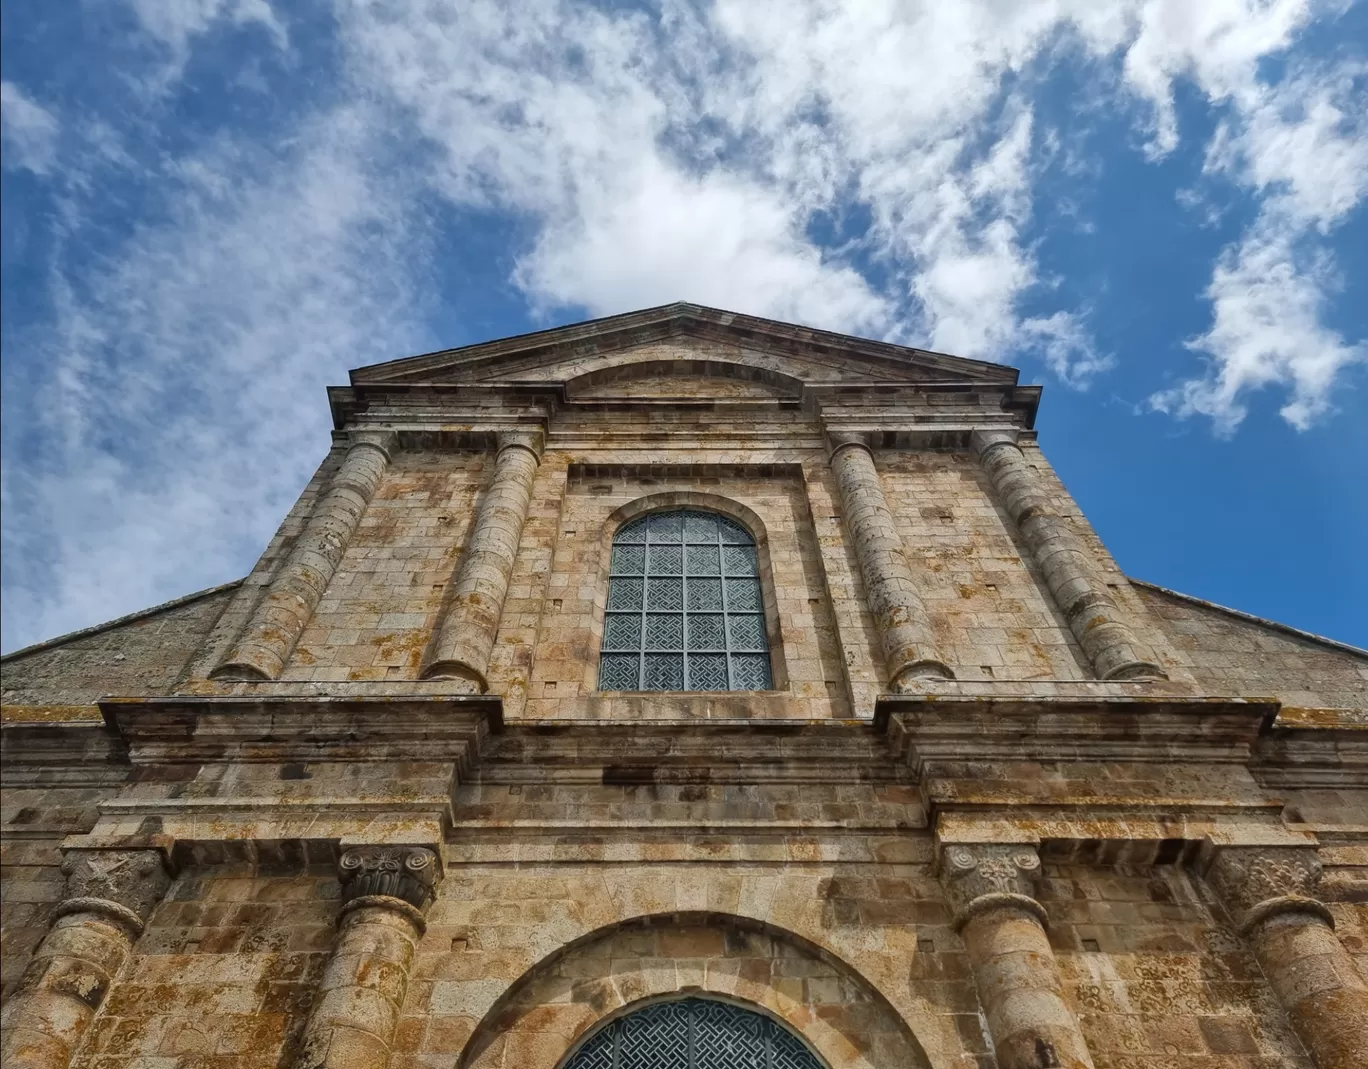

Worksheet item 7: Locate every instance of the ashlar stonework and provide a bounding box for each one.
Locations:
[3,302,1365,1069]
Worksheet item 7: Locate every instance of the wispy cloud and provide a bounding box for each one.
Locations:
[1,0,1364,650]
[1,82,60,174]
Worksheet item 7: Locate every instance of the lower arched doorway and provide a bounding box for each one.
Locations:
[561,996,826,1069]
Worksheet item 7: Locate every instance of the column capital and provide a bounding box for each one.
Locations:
[347,428,399,458]
[824,430,873,460]
[55,848,173,938]
[969,428,1021,455]
[495,428,545,461]
[337,845,443,931]
[1203,845,1332,933]
[939,843,1047,931]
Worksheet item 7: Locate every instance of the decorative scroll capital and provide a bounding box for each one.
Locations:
[496,428,545,462]
[939,843,1047,931]
[56,848,172,937]
[1204,846,1332,933]
[338,846,442,916]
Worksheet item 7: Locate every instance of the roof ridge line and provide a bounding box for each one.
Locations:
[1129,577,1368,658]
[0,579,244,662]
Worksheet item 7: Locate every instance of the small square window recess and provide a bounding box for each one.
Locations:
[981,666,995,677]
[553,599,563,610]
[543,681,557,695]
[1082,939,1101,953]
[451,936,469,952]
[917,938,935,953]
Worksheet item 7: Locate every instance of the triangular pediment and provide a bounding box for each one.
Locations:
[350,303,1020,390]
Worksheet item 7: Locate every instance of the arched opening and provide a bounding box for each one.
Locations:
[560,995,827,1069]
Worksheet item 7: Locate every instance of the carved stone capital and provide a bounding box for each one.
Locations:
[969,428,1020,457]
[496,428,545,461]
[338,846,442,916]
[348,428,399,458]
[55,849,173,937]
[940,843,1046,931]
[825,431,872,460]
[1204,846,1332,933]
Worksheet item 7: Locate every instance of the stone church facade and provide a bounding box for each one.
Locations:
[2,303,1365,1069]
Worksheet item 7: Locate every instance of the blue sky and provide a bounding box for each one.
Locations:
[2,0,1365,654]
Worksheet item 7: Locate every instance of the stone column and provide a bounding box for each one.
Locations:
[971,431,1164,681]
[1203,846,1368,1069]
[422,430,543,690]
[827,433,952,688]
[941,844,1095,1069]
[295,846,442,1069]
[0,849,172,1069]
[215,429,398,680]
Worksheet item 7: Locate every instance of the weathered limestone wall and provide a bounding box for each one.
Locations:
[1137,584,1368,710]
[0,586,238,718]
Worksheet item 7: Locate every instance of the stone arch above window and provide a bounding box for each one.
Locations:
[562,995,826,1069]
[598,509,774,693]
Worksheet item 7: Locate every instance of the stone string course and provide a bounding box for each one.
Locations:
[2,309,1365,1069]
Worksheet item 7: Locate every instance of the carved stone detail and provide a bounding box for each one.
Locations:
[940,843,1046,930]
[56,849,172,937]
[1205,846,1332,933]
[338,846,441,914]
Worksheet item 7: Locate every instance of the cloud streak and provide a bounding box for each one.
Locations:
[2,0,1364,650]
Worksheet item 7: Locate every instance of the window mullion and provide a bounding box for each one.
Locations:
[717,523,731,690]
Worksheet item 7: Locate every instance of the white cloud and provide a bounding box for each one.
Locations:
[4,0,1365,648]
[1,81,60,174]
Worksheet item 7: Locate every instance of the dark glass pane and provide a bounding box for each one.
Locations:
[722,545,758,576]
[607,577,644,611]
[644,614,683,650]
[725,578,761,611]
[686,577,723,610]
[647,544,683,574]
[602,614,641,651]
[597,654,639,691]
[730,654,772,691]
[688,653,728,691]
[647,512,683,543]
[612,544,645,574]
[686,544,720,575]
[642,654,684,691]
[616,517,647,544]
[687,613,725,650]
[718,516,754,544]
[647,577,683,610]
[683,512,717,542]
[726,614,767,651]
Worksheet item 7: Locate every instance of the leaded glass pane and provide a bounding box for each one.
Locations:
[647,544,682,574]
[648,512,683,542]
[718,516,752,543]
[562,997,823,1069]
[721,545,758,575]
[726,614,767,651]
[644,614,683,650]
[725,577,761,611]
[684,512,717,541]
[612,544,645,574]
[616,518,647,544]
[607,577,644,610]
[688,653,728,691]
[598,654,639,691]
[599,510,773,694]
[686,578,722,610]
[643,654,684,691]
[687,614,725,650]
[730,654,772,690]
[647,577,683,610]
[603,614,641,651]
[686,544,720,575]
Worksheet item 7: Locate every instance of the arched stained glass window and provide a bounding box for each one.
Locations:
[598,510,773,692]
[563,996,825,1069]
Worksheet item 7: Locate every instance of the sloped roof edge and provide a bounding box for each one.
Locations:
[1130,578,1368,659]
[350,301,1021,385]
[0,579,244,662]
